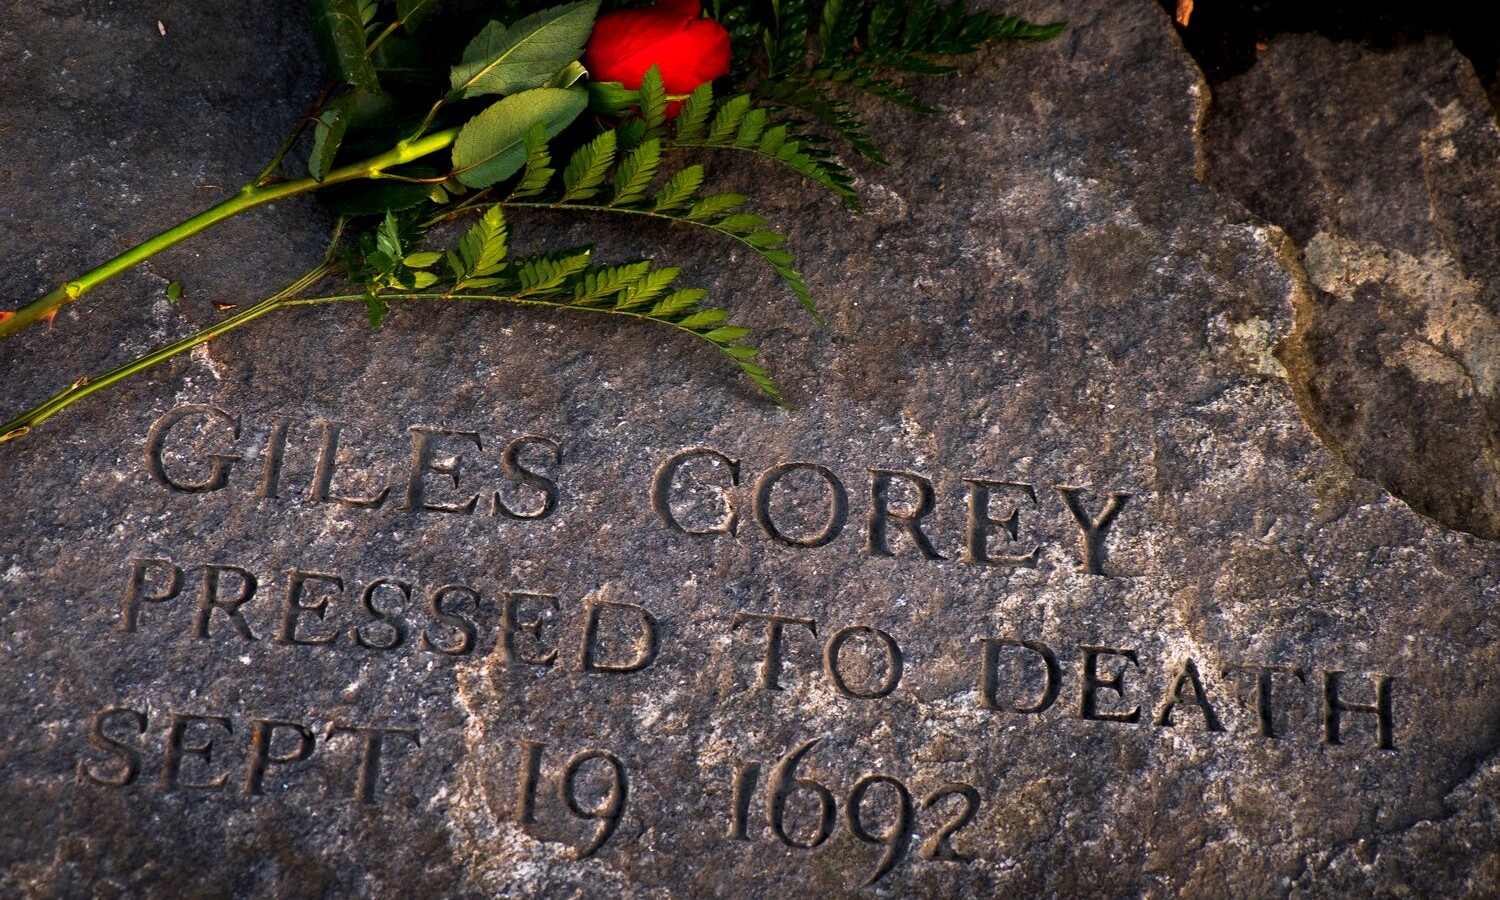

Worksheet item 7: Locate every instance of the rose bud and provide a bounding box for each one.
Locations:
[584,0,731,117]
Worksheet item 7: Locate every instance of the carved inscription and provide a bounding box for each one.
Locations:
[82,414,1409,885]
[115,557,658,675]
[79,706,418,803]
[651,447,1134,575]
[509,738,630,859]
[727,738,983,887]
[144,406,562,520]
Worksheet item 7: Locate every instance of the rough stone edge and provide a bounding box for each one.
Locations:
[1192,33,1500,545]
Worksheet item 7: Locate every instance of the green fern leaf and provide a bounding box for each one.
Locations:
[767,0,810,74]
[574,260,653,301]
[638,65,669,136]
[901,0,937,50]
[714,212,769,234]
[704,325,752,343]
[685,192,748,221]
[509,122,556,199]
[678,307,731,329]
[609,138,663,208]
[733,108,768,148]
[561,129,618,202]
[817,0,862,63]
[456,206,509,282]
[616,266,682,310]
[517,249,593,294]
[652,165,705,213]
[674,83,714,142]
[705,95,752,145]
[648,287,704,317]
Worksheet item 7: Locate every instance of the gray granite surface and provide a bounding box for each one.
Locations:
[2,2,1498,898]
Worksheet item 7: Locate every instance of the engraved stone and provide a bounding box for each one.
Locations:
[2,2,1499,897]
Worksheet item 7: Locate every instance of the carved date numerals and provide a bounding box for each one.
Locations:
[727,738,981,886]
[512,738,629,859]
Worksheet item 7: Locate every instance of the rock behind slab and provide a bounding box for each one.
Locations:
[1205,34,1500,540]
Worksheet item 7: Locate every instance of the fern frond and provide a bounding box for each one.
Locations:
[561,130,618,203]
[767,0,811,74]
[451,206,509,290]
[516,248,593,295]
[638,66,670,138]
[608,139,663,208]
[508,124,555,201]
[439,256,784,404]
[652,165,706,213]
[674,83,715,142]
[497,181,823,325]
[672,88,858,208]
[817,0,862,64]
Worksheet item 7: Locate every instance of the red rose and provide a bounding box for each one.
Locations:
[584,0,731,114]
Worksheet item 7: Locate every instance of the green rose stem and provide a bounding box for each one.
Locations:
[0,278,725,442]
[0,126,462,341]
[0,261,338,442]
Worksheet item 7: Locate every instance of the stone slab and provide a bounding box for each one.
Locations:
[2,3,1498,898]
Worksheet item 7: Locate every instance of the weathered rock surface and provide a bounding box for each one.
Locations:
[1205,34,1500,541]
[2,3,1499,899]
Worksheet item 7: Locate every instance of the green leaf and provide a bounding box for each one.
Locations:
[517,249,592,293]
[450,1,600,99]
[549,60,588,89]
[587,80,639,118]
[574,261,653,301]
[648,287,702,317]
[616,267,682,309]
[509,123,556,200]
[608,139,662,208]
[651,165,704,213]
[679,307,730,328]
[733,108,768,148]
[308,93,354,182]
[685,192,747,220]
[615,118,649,151]
[561,130,617,202]
[818,0,861,63]
[404,251,444,268]
[868,0,903,54]
[395,0,440,29]
[376,211,404,259]
[705,325,752,343]
[308,0,379,91]
[901,0,937,50]
[674,83,714,142]
[704,95,751,145]
[638,65,668,134]
[457,206,510,280]
[452,88,588,188]
[166,281,184,303]
[365,290,390,328]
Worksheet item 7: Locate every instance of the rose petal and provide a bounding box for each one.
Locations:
[585,8,691,78]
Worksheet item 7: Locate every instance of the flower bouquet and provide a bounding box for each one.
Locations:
[0,0,1061,441]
